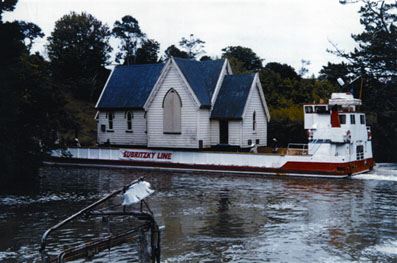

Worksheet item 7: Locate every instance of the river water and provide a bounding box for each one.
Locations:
[0,163,396,262]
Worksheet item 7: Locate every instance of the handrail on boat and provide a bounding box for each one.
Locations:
[287,143,309,155]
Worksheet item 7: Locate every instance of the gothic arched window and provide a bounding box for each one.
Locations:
[163,89,182,134]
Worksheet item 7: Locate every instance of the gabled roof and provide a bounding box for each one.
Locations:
[96,63,164,109]
[173,57,225,107]
[210,74,256,120]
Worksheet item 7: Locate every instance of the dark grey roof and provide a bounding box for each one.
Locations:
[210,74,255,120]
[96,63,164,109]
[173,57,225,107]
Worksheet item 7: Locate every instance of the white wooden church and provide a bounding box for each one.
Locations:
[95,57,270,149]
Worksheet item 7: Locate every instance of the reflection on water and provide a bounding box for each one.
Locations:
[0,164,396,262]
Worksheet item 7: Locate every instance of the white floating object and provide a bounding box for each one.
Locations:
[122,181,154,206]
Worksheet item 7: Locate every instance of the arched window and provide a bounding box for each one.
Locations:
[125,111,133,131]
[163,89,182,134]
[107,112,114,130]
[253,111,256,131]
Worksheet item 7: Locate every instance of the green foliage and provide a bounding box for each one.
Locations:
[260,67,339,146]
[18,21,44,52]
[0,3,77,181]
[222,46,263,72]
[330,0,397,161]
[200,55,212,61]
[135,39,160,64]
[350,0,397,79]
[16,54,75,153]
[227,56,250,74]
[179,34,206,59]
[164,44,190,59]
[0,0,18,20]
[298,59,311,77]
[319,62,350,85]
[113,15,146,65]
[265,62,300,80]
[47,11,112,101]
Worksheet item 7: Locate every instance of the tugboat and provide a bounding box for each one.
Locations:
[47,93,375,178]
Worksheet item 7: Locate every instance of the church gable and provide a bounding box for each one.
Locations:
[210,74,256,120]
[146,62,200,148]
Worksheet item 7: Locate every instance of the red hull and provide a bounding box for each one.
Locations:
[45,157,375,178]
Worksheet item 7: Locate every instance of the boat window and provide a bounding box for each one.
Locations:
[356,145,364,160]
[350,114,356,125]
[305,106,313,113]
[360,115,366,125]
[315,105,328,113]
[163,89,182,134]
[339,114,346,125]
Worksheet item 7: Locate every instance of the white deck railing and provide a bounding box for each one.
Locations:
[287,143,308,155]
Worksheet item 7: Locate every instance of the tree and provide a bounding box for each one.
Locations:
[18,21,44,52]
[200,55,212,61]
[0,1,75,185]
[135,39,160,64]
[298,59,311,77]
[47,11,112,101]
[337,0,396,80]
[330,0,397,162]
[319,62,350,85]
[265,62,300,80]
[259,66,338,147]
[179,34,206,59]
[0,0,18,20]
[164,44,190,59]
[113,15,146,65]
[221,46,263,72]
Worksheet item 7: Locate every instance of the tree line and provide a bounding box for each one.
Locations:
[1,0,395,183]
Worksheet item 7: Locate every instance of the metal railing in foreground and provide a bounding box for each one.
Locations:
[39,177,164,263]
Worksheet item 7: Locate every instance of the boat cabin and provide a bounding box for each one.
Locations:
[303,93,372,161]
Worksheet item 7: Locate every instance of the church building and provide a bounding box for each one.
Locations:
[95,57,270,149]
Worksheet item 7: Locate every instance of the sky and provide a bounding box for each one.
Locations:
[3,0,365,76]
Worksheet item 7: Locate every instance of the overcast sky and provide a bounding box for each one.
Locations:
[4,0,365,76]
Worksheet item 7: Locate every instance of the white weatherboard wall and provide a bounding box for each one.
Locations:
[199,109,211,148]
[242,84,268,147]
[210,120,220,145]
[147,64,199,148]
[229,120,242,146]
[97,110,147,145]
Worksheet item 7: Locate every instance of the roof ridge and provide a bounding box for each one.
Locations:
[173,57,225,106]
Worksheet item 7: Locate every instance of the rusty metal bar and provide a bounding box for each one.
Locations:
[45,223,151,263]
[40,177,144,261]
[89,210,164,263]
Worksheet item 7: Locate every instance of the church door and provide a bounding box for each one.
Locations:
[219,120,229,144]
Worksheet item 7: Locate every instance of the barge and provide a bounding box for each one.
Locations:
[46,93,375,178]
